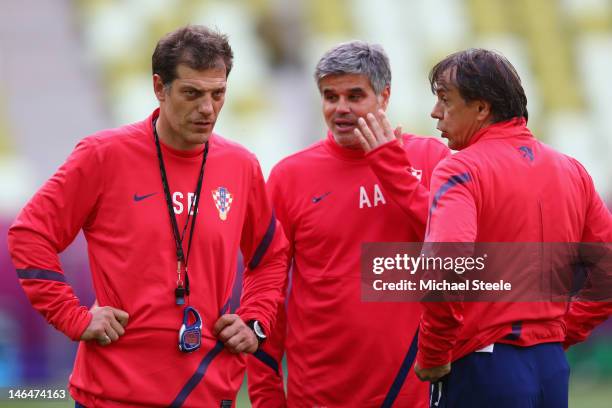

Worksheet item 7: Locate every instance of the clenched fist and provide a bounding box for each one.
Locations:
[80,302,129,346]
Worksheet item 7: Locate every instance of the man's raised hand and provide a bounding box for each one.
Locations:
[355,109,403,152]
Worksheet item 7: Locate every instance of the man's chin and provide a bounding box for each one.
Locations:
[190,131,213,144]
[333,127,357,138]
[332,132,361,149]
[447,140,467,151]
[441,133,457,150]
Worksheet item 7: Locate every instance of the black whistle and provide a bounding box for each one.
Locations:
[175,287,186,305]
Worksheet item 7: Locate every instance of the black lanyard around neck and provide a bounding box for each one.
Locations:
[152,118,209,305]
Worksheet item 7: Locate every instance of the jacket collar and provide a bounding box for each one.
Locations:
[467,117,532,148]
[323,130,367,160]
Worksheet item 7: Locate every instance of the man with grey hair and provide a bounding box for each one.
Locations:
[246,41,449,407]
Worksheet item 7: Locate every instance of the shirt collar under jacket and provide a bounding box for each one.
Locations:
[323,130,368,161]
[466,117,533,149]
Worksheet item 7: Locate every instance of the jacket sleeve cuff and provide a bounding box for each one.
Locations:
[365,139,402,159]
[237,310,270,335]
[416,349,452,369]
[67,307,93,341]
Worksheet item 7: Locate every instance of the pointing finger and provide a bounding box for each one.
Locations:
[377,109,395,142]
[394,125,403,146]
[357,117,376,150]
[354,128,372,153]
[366,113,385,143]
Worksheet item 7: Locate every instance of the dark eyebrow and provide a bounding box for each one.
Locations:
[434,83,450,94]
[349,87,365,93]
[179,84,226,93]
[180,84,200,91]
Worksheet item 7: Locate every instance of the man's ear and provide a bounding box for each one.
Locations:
[380,85,391,110]
[476,100,492,121]
[153,74,166,102]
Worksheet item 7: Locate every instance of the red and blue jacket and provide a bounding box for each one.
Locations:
[8,109,289,407]
[418,118,612,369]
[247,132,449,407]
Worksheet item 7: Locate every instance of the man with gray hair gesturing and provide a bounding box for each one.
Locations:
[247,41,449,407]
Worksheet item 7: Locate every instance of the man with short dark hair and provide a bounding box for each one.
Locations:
[8,25,288,407]
[246,41,449,407]
[415,48,612,407]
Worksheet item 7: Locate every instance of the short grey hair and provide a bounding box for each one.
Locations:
[314,41,392,95]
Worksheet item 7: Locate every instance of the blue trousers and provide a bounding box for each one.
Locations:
[429,343,569,408]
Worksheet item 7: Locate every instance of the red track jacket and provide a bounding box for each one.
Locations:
[247,132,449,407]
[418,118,612,369]
[8,109,289,407]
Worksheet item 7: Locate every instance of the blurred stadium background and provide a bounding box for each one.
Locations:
[0,0,611,406]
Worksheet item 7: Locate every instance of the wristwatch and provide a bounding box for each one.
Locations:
[247,320,267,345]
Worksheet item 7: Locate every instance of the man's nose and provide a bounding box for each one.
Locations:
[336,98,350,114]
[430,102,442,119]
[198,96,213,116]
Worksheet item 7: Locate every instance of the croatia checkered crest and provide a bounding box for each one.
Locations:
[212,187,233,221]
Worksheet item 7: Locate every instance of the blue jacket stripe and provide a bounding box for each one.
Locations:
[427,172,472,236]
[169,341,225,408]
[503,321,523,340]
[429,172,471,214]
[17,268,66,283]
[248,213,276,270]
[253,349,280,377]
[381,329,419,408]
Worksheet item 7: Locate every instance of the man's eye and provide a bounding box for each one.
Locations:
[349,94,362,101]
[184,90,197,96]
[325,95,338,102]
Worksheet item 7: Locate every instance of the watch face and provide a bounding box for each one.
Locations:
[253,321,266,339]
